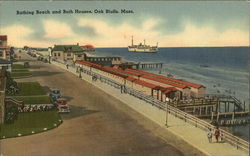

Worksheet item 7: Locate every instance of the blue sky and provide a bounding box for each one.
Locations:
[0,1,249,47]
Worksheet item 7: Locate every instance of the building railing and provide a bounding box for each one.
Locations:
[57,60,250,152]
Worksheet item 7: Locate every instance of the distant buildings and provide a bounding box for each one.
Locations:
[0,35,11,60]
[81,44,95,52]
[52,44,86,63]
[0,59,12,72]
[52,44,121,65]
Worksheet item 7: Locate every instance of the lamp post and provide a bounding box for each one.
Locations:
[165,100,169,127]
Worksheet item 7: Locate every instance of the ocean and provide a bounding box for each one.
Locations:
[91,47,249,140]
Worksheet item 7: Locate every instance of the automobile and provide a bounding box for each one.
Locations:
[57,105,70,113]
[43,58,48,63]
[54,98,70,113]
[37,56,43,61]
[49,88,61,101]
[54,97,66,106]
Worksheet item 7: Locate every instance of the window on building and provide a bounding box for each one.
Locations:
[54,53,57,57]
[58,53,60,56]
[78,54,81,57]
[0,51,3,57]
[67,53,71,56]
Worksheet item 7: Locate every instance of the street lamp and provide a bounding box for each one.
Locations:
[165,100,169,127]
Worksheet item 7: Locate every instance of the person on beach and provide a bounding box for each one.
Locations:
[207,128,212,143]
[214,127,220,142]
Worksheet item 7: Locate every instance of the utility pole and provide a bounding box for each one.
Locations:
[165,101,169,127]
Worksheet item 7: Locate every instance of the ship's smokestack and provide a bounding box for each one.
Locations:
[131,36,133,46]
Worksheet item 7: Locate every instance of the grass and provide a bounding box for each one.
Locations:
[12,69,29,72]
[11,63,31,78]
[0,110,62,138]
[7,82,47,96]
[12,64,27,70]
[14,96,52,105]
[11,72,32,78]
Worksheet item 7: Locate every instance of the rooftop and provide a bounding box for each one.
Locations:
[53,44,84,53]
[0,35,7,41]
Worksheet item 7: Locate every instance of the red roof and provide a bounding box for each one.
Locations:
[161,87,178,94]
[0,35,7,41]
[76,60,203,91]
[0,46,8,49]
[134,79,158,89]
[81,44,94,48]
[126,76,137,82]
[141,75,188,89]
[125,68,204,89]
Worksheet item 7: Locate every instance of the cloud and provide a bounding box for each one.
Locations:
[1,25,34,47]
[2,18,248,48]
[76,17,161,47]
[42,20,75,39]
[165,22,249,47]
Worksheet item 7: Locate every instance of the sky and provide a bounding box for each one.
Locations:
[0,1,249,48]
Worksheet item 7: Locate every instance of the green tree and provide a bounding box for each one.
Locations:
[4,104,18,124]
[5,71,19,95]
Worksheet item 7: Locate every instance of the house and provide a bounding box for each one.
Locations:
[0,35,11,60]
[52,44,86,63]
[0,59,12,72]
[81,44,95,52]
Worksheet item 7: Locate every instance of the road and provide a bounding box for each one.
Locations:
[0,52,205,156]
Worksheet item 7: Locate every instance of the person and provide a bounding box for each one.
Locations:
[207,128,212,143]
[220,132,224,142]
[66,64,69,69]
[214,127,220,142]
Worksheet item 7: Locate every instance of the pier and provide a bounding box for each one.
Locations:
[174,95,249,126]
[119,62,163,70]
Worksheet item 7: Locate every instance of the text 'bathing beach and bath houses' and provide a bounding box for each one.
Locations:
[0,33,249,156]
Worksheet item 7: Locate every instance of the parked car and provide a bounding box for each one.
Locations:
[49,88,61,101]
[57,105,70,113]
[54,98,70,113]
[54,97,66,106]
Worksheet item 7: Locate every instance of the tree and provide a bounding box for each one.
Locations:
[4,104,18,124]
[5,71,19,95]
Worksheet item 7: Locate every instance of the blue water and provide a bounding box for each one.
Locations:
[90,47,249,140]
[93,47,249,105]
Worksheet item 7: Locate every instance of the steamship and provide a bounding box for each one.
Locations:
[128,36,158,53]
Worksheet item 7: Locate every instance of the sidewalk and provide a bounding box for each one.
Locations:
[52,61,249,156]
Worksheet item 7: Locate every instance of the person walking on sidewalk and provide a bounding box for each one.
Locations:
[207,128,212,143]
[214,127,220,142]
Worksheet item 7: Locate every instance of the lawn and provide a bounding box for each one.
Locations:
[14,96,52,104]
[12,69,29,72]
[11,72,32,78]
[12,64,27,70]
[11,63,32,78]
[0,110,62,138]
[7,82,47,96]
